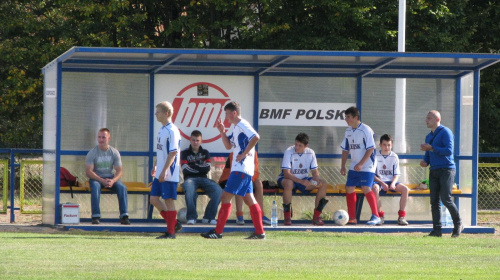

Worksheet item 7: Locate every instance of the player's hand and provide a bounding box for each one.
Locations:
[159,170,166,182]
[354,163,362,171]
[216,118,225,133]
[381,182,389,191]
[389,183,396,191]
[236,153,246,163]
[340,166,346,176]
[150,167,156,177]
[420,160,428,167]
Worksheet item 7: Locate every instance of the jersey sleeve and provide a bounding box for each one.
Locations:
[167,130,180,153]
[364,127,376,150]
[85,149,95,166]
[310,149,318,170]
[281,147,292,170]
[112,148,122,167]
[394,153,401,176]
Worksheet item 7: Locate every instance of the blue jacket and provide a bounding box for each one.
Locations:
[423,125,456,170]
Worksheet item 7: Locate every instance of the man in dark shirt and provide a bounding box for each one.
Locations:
[181,130,223,225]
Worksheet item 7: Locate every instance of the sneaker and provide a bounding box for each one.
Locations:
[451,223,464,238]
[175,220,183,233]
[380,216,385,225]
[201,229,222,239]
[262,216,272,225]
[427,230,442,237]
[91,217,100,225]
[398,217,409,226]
[284,217,292,226]
[209,219,217,225]
[187,219,196,225]
[347,218,357,225]
[312,217,325,226]
[366,214,382,226]
[120,216,130,225]
[156,232,175,239]
[245,232,266,239]
[236,216,245,225]
[201,219,209,224]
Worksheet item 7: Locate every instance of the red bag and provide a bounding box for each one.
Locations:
[60,167,78,186]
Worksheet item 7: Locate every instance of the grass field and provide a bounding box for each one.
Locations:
[1,230,499,280]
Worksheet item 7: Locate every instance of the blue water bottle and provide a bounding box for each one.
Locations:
[271,200,278,228]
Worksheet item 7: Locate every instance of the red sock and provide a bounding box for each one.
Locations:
[215,203,231,234]
[398,210,406,218]
[365,191,379,217]
[249,203,265,235]
[379,211,385,218]
[284,211,291,220]
[160,211,168,224]
[346,192,357,220]
[166,211,177,235]
[313,209,322,219]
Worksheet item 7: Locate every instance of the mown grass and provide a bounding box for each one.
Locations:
[0,230,499,279]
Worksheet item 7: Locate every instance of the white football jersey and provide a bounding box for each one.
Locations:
[227,119,258,176]
[375,150,400,182]
[277,146,318,180]
[340,122,376,173]
[155,123,181,182]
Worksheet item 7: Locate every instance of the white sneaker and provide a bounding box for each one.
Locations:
[398,217,409,226]
[209,219,217,225]
[187,219,196,225]
[201,219,209,224]
[366,214,382,226]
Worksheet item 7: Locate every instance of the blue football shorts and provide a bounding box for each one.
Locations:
[345,171,375,188]
[151,178,178,200]
[225,171,253,197]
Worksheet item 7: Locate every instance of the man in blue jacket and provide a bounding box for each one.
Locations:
[420,110,463,237]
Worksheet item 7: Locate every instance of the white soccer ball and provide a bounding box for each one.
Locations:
[177,207,188,224]
[334,210,349,226]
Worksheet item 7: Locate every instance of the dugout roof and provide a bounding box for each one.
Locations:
[44,47,500,78]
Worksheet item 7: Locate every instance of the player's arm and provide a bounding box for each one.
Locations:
[373,175,388,191]
[340,150,349,176]
[151,160,157,177]
[283,169,310,187]
[354,147,375,171]
[311,168,321,182]
[85,164,106,186]
[216,118,232,150]
[389,175,399,190]
[159,151,177,182]
[236,134,260,163]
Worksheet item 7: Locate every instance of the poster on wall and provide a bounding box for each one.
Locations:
[259,102,355,126]
[155,75,254,153]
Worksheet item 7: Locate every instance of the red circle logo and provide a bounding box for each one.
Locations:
[172,82,231,143]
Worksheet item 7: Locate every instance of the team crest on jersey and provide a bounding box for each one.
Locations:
[299,163,303,168]
[383,164,386,169]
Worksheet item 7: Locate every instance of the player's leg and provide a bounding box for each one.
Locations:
[345,171,358,224]
[278,178,294,225]
[253,179,271,225]
[372,183,384,223]
[181,178,199,224]
[306,179,328,225]
[163,182,178,236]
[110,179,129,224]
[214,191,234,234]
[395,183,409,225]
[361,172,380,225]
[235,195,245,225]
[243,192,265,239]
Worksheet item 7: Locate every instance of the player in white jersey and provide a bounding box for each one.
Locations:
[373,134,409,225]
[340,106,381,226]
[201,101,265,240]
[277,133,328,226]
[150,101,182,239]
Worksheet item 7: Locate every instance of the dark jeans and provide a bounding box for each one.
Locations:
[429,168,461,230]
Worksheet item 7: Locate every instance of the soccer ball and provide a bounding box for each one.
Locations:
[334,210,349,226]
[177,207,188,224]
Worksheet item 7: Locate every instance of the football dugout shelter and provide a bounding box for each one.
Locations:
[42,47,500,233]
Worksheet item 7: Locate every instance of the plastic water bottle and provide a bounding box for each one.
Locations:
[271,200,278,228]
[440,203,452,227]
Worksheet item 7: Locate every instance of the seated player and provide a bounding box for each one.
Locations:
[219,151,271,225]
[373,134,409,225]
[277,133,328,226]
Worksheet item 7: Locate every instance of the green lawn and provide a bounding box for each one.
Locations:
[1,231,499,279]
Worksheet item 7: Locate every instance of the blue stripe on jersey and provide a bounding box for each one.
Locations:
[343,138,350,151]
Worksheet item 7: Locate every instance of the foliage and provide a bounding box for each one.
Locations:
[0,0,499,150]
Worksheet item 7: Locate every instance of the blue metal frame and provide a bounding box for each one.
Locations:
[54,61,63,224]
[472,70,480,225]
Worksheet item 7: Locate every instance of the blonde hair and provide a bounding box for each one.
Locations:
[156,101,174,116]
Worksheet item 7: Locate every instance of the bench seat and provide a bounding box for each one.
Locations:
[60,181,151,193]
[333,184,462,195]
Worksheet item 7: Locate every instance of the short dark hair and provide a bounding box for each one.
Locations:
[224,101,241,116]
[380,134,393,143]
[295,133,309,146]
[345,106,360,119]
[191,130,202,137]
[99,128,110,135]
